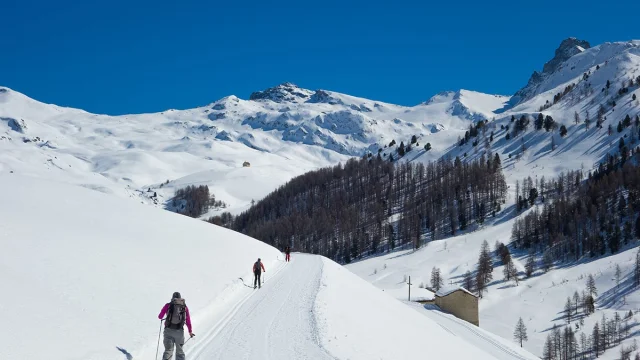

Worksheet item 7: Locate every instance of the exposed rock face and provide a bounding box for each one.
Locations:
[542,38,591,74]
[308,90,344,105]
[215,130,232,141]
[2,117,28,133]
[249,83,314,103]
[207,112,226,120]
[512,37,590,105]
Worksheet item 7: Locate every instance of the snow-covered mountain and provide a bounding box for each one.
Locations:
[3,36,640,360]
[347,38,640,359]
[0,81,508,215]
[2,38,638,215]
[406,38,640,185]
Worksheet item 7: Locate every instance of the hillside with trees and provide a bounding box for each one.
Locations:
[511,150,640,264]
[232,154,507,263]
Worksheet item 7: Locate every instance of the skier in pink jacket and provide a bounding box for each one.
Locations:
[158,292,195,360]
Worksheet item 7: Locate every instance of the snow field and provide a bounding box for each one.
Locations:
[0,174,282,360]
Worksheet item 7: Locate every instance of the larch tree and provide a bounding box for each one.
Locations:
[525,253,535,278]
[542,251,553,273]
[513,317,528,347]
[587,274,598,297]
[615,264,622,293]
[430,266,443,291]
[542,334,554,360]
[477,240,494,294]
[503,256,518,285]
[592,322,600,357]
[565,297,573,323]
[635,248,640,287]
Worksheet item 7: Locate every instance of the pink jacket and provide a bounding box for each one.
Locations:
[158,303,193,333]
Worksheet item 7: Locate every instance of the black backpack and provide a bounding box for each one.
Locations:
[253,261,261,273]
[166,298,186,329]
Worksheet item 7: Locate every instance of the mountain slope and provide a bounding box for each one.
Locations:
[1,174,540,360]
[0,174,282,360]
[408,39,640,187]
[0,84,508,215]
[347,209,640,360]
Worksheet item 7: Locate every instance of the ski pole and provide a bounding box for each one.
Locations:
[155,319,164,360]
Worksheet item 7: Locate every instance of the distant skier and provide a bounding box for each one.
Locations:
[158,292,195,360]
[285,246,291,262]
[253,258,266,289]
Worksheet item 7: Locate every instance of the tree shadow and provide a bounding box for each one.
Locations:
[597,272,640,309]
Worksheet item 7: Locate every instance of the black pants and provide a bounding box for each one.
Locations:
[254,272,261,288]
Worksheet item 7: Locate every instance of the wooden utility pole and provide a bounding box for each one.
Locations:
[408,276,412,301]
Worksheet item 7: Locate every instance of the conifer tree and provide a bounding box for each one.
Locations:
[543,334,554,360]
[525,253,535,278]
[560,125,568,137]
[430,266,443,291]
[615,264,622,292]
[513,317,528,347]
[542,251,553,272]
[565,297,573,323]
[587,274,598,297]
[635,248,640,287]
[592,322,601,357]
[503,256,518,285]
[536,113,544,130]
[477,240,494,294]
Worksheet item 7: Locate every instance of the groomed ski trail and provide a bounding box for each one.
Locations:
[187,254,336,360]
[414,304,538,360]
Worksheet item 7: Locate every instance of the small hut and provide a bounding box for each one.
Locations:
[434,286,479,326]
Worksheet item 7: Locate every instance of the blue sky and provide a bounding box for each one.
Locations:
[2,0,639,115]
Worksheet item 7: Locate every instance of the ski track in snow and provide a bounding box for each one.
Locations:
[188,255,336,360]
[417,304,533,360]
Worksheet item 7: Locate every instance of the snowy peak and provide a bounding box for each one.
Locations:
[512,39,640,106]
[424,90,509,121]
[514,38,591,104]
[424,90,458,105]
[308,89,346,105]
[510,38,640,105]
[249,82,314,103]
[542,37,591,74]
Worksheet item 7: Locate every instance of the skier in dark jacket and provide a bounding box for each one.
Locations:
[285,246,291,262]
[253,258,266,289]
[158,292,195,360]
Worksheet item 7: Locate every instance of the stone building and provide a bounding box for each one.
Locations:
[434,286,479,326]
